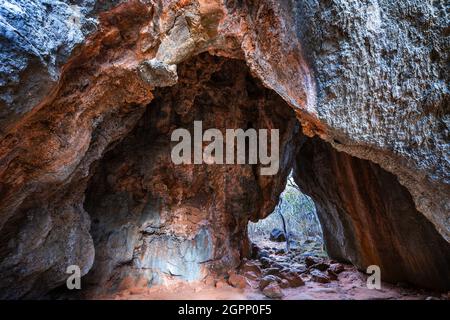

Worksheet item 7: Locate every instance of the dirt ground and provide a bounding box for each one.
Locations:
[95,237,448,300]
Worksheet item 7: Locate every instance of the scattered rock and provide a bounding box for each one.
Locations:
[305,256,323,267]
[310,269,331,283]
[329,263,345,274]
[228,273,247,289]
[259,275,281,290]
[280,271,305,287]
[262,282,284,299]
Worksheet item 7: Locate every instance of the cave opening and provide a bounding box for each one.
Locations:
[57,52,448,299]
[0,49,446,300]
[1,0,450,302]
[80,52,301,297]
[248,173,327,259]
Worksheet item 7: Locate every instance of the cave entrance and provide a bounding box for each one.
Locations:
[79,52,450,299]
[248,173,327,259]
[82,52,302,294]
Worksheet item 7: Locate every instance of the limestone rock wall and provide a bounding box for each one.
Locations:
[83,54,298,295]
[0,0,448,298]
[293,0,450,241]
[0,0,97,133]
[0,0,313,298]
[294,137,450,291]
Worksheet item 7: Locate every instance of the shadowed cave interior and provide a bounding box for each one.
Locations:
[44,53,450,299]
[0,0,448,301]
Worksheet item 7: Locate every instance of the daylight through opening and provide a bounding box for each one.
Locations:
[248,173,327,259]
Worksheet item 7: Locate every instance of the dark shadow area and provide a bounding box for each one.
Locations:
[79,53,299,297]
[293,137,450,291]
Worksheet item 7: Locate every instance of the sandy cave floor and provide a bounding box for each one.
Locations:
[100,271,442,300]
[93,237,448,300]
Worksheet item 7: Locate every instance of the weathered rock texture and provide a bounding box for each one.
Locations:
[294,137,450,291]
[0,0,97,132]
[83,54,298,294]
[294,0,450,241]
[0,0,448,298]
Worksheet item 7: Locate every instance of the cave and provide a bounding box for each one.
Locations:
[80,53,298,296]
[3,52,448,300]
[77,52,449,298]
[52,52,448,299]
[247,175,325,258]
[1,0,449,301]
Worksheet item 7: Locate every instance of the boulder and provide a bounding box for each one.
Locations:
[259,275,282,291]
[310,262,330,272]
[262,267,282,277]
[215,279,230,289]
[259,257,273,269]
[310,270,331,284]
[270,229,287,242]
[244,271,259,281]
[327,270,338,281]
[241,261,262,275]
[329,263,345,274]
[262,282,284,299]
[279,279,290,289]
[1,0,449,298]
[228,273,247,289]
[280,271,305,288]
[305,256,323,267]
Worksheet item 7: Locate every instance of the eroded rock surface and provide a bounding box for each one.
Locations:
[0,0,449,298]
[294,137,450,290]
[294,0,450,240]
[83,54,298,295]
[0,0,97,132]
